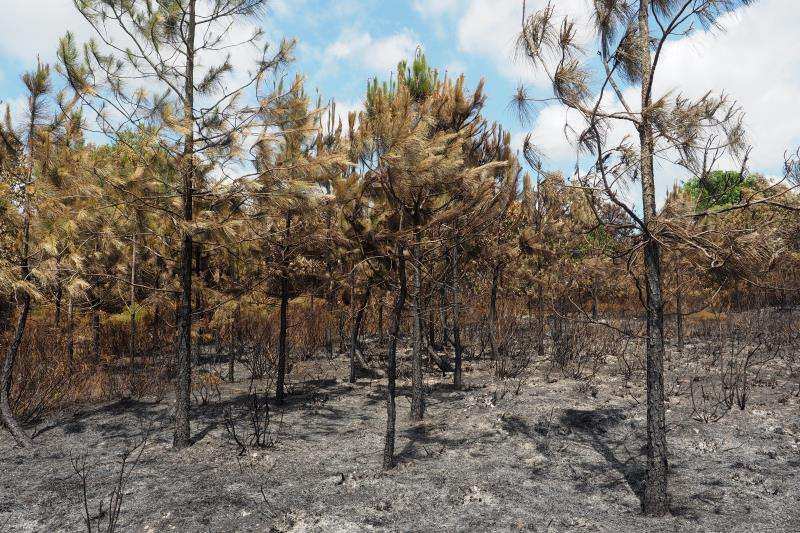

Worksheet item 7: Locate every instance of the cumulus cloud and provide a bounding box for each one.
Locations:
[0,0,93,64]
[519,0,799,204]
[325,29,419,75]
[456,0,593,86]
[652,0,800,173]
[413,0,461,17]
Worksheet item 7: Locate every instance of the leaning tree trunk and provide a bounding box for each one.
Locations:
[451,239,464,389]
[1,295,33,447]
[383,247,407,470]
[276,213,292,404]
[173,0,196,450]
[410,242,425,422]
[639,0,669,515]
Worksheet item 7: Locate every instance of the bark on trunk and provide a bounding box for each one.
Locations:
[1,209,33,447]
[276,213,292,404]
[489,263,500,375]
[676,268,684,353]
[377,295,384,344]
[129,234,137,374]
[230,302,240,382]
[383,247,407,470]
[173,0,196,450]
[451,240,464,389]
[439,272,449,348]
[66,298,74,369]
[349,280,372,383]
[1,294,33,447]
[410,243,425,422]
[92,310,101,362]
[639,0,669,515]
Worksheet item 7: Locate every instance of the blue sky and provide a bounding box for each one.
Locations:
[1,0,798,201]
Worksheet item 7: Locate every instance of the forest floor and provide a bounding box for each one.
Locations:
[2,339,800,532]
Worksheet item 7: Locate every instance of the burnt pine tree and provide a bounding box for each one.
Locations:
[67,0,293,448]
[518,0,755,515]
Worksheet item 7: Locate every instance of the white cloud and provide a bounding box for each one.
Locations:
[652,0,800,174]
[413,0,462,17]
[325,29,419,75]
[521,0,800,205]
[0,0,93,64]
[456,0,593,86]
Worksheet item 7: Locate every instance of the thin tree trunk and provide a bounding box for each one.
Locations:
[1,294,33,447]
[383,246,407,470]
[348,269,357,381]
[229,302,240,383]
[173,0,196,450]
[410,242,425,422]
[489,263,500,374]
[276,213,292,404]
[1,212,33,447]
[439,272,449,348]
[349,280,372,383]
[537,281,545,360]
[67,297,74,369]
[676,268,684,353]
[427,305,435,350]
[377,294,384,344]
[55,256,62,328]
[639,0,669,515]
[338,311,346,354]
[451,239,464,389]
[92,310,101,362]
[0,296,9,334]
[129,233,137,374]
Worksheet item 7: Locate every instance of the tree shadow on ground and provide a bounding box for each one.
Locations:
[33,398,168,439]
[559,408,645,505]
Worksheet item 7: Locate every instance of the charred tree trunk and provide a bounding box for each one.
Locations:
[537,281,545,360]
[1,215,33,447]
[276,213,292,404]
[173,0,196,450]
[676,268,684,353]
[229,302,241,383]
[66,298,74,369]
[452,240,464,389]
[439,270,449,348]
[377,294,384,344]
[427,305,436,350]
[488,263,500,373]
[0,296,9,334]
[337,309,347,354]
[92,309,101,363]
[349,280,372,384]
[129,234,138,374]
[639,0,669,515]
[383,247,407,470]
[410,242,425,422]
[55,258,62,328]
[1,294,33,447]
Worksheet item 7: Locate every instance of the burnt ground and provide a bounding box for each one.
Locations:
[2,342,799,532]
